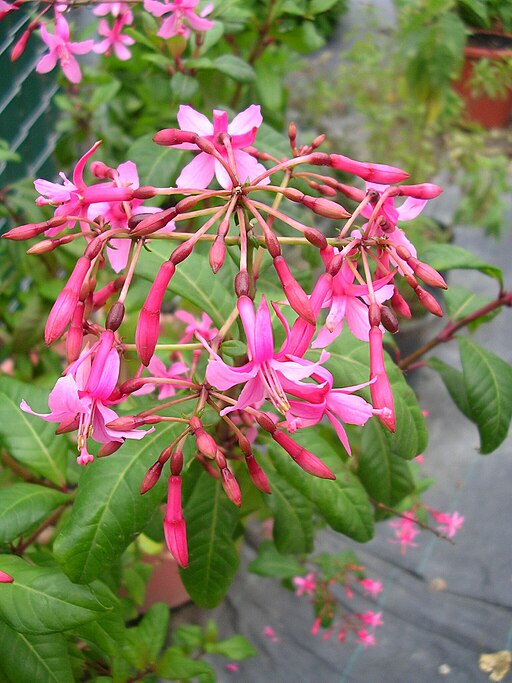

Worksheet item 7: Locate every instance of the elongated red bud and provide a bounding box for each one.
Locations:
[307,153,331,166]
[106,301,125,331]
[3,216,67,241]
[130,207,177,237]
[98,440,123,457]
[388,183,443,200]
[368,302,382,328]
[210,235,226,273]
[136,261,176,365]
[390,288,411,319]
[301,195,351,219]
[170,449,184,475]
[369,327,395,432]
[272,431,335,480]
[45,256,91,345]
[190,416,217,459]
[288,121,297,149]
[90,161,114,179]
[119,377,147,395]
[55,416,80,434]
[326,253,344,277]
[380,305,399,334]
[164,475,188,568]
[304,229,328,250]
[66,300,84,363]
[0,570,13,583]
[107,414,161,430]
[132,186,157,200]
[140,461,164,494]
[92,276,125,309]
[27,234,76,255]
[245,454,271,494]
[220,467,242,507]
[408,258,448,289]
[264,230,281,258]
[11,29,31,61]
[415,287,443,317]
[255,412,277,434]
[153,128,197,146]
[330,154,409,183]
[170,239,195,265]
[235,270,251,297]
[273,256,315,325]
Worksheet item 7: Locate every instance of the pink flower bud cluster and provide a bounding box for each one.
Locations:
[5,104,448,567]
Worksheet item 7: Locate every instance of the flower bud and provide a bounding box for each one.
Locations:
[45,256,91,345]
[245,454,271,494]
[164,475,188,568]
[3,216,67,241]
[132,186,157,200]
[368,302,382,328]
[330,154,409,183]
[389,183,443,199]
[98,440,123,457]
[66,301,84,363]
[380,305,399,334]
[301,195,351,219]
[0,570,13,584]
[107,414,161,430]
[273,256,315,325]
[153,128,197,146]
[92,276,125,309]
[272,430,335,480]
[369,327,396,432]
[55,416,80,434]
[255,412,277,434]
[130,207,177,237]
[136,261,176,365]
[170,448,184,475]
[210,235,226,273]
[170,239,195,265]
[408,258,448,289]
[304,229,328,250]
[106,301,125,331]
[220,467,242,507]
[140,461,164,494]
[415,287,444,317]
[190,416,217,459]
[11,29,31,61]
[235,270,251,297]
[390,289,411,319]
[90,161,114,179]
[265,230,282,258]
[196,452,220,478]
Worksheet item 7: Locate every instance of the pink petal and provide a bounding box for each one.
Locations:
[177,105,213,136]
[70,39,96,55]
[106,238,131,272]
[253,297,274,362]
[221,376,266,415]
[228,104,262,136]
[214,157,233,190]
[345,298,372,342]
[176,153,215,189]
[326,391,374,425]
[61,54,82,84]
[233,150,269,186]
[396,197,427,221]
[326,411,352,455]
[312,320,343,349]
[206,358,257,391]
[36,52,58,74]
[143,0,170,17]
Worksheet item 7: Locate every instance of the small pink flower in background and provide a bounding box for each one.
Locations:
[358,610,384,628]
[143,0,214,39]
[0,570,13,583]
[174,104,269,190]
[36,13,95,84]
[94,1,131,16]
[388,516,421,554]
[415,454,424,464]
[293,571,317,597]
[263,625,280,643]
[355,629,376,649]
[175,309,218,343]
[226,663,239,673]
[429,509,464,539]
[146,356,188,400]
[94,14,135,60]
[310,618,321,637]
[358,578,383,598]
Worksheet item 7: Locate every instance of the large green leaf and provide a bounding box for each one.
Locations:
[248,540,305,578]
[156,647,215,679]
[53,423,181,583]
[0,555,110,634]
[420,243,503,286]
[0,484,69,544]
[0,622,74,683]
[0,378,68,486]
[137,243,236,328]
[443,286,494,324]
[213,55,256,82]
[459,337,512,454]
[358,420,415,506]
[123,603,170,669]
[126,133,183,190]
[262,456,314,554]
[428,357,471,419]
[268,428,374,542]
[179,462,240,608]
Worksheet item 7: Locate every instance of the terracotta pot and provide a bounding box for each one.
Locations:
[452,30,512,128]
[142,552,190,610]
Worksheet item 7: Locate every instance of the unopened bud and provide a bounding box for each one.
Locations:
[11,28,31,61]
[196,452,220,478]
[190,417,217,459]
[66,301,84,363]
[408,258,448,289]
[301,195,351,219]
[130,207,177,237]
[209,235,226,273]
[389,183,443,200]
[235,270,251,297]
[415,287,443,317]
[304,229,328,250]
[98,440,123,457]
[265,231,281,258]
[170,448,184,475]
[56,416,80,434]
[368,302,381,328]
[132,186,157,199]
[107,414,161,431]
[245,453,271,494]
[90,161,113,179]
[106,301,125,331]
[380,305,399,334]
[273,431,335,480]
[136,260,176,365]
[255,412,277,434]
[170,239,195,265]
[220,467,242,507]
[273,256,315,325]
[330,154,409,184]
[3,216,67,241]
[140,461,164,494]
[390,288,411,319]
[153,128,197,146]
[288,121,297,149]
[308,152,331,166]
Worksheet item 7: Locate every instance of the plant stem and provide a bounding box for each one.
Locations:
[369,498,455,545]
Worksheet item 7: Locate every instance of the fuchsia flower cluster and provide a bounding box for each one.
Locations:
[4,103,449,571]
[6,0,215,83]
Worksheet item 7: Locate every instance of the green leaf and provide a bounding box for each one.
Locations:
[173,624,204,652]
[459,337,512,454]
[443,286,497,330]
[248,540,304,578]
[75,608,126,659]
[90,79,121,110]
[420,243,503,286]
[156,647,215,679]
[428,357,472,419]
[269,428,374,542]
[0,378,68,486]
[358,420,415,506]
[53,423,181,583]
[169,72,198,101]
[0,622,74,683]
[0,556,110,634]
[180,462,240,608]
[0,484,69,544]
[212,55,256,82]
[137,243,236,328]
[124,603,170,668]
[309,0,340,13]
[206,634,256,660]
[126,133,183,189]
[262,457,314,554]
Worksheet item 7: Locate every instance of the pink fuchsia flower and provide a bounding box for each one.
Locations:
[93,14,135,60]
[164,475,188,567]
[143,0,214,39]
[35,141,134,233]
[175,309,218,343]
[313,249,393,347]
[358,610,384,628]
[429,509,464,539]
[36,13,95,84]
[226,663,239,673]
[174,104,270,190]
[204,295,326,419]
[292,571,317,597]
[21,331,152,465]
[94,1,131,17]
[263,625,280,643]
[355,629,376,649]
[0,570,13,583]
[358,578,383,598]
[146,355,188,400]
[388,516,421,554]
[88,160,175,272]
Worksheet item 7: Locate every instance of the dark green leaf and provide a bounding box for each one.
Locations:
[206,635,256,660]
[0,484,68,544]
[124,603,170,668]
[0,622,74,683]
[53,423,181,583]
[0,556,110,634]
[212,55,256,82]
[459,337,512,453]
[169,72,198,101]
[156,647,215,679]
[248,540,304,578]
[126,134,183,189]
[0,378,68,486]
[310,0,340,13]
[428,357,472,419]
[180,462,240,608]
[420,243,503,286]
[358,420,415,506]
